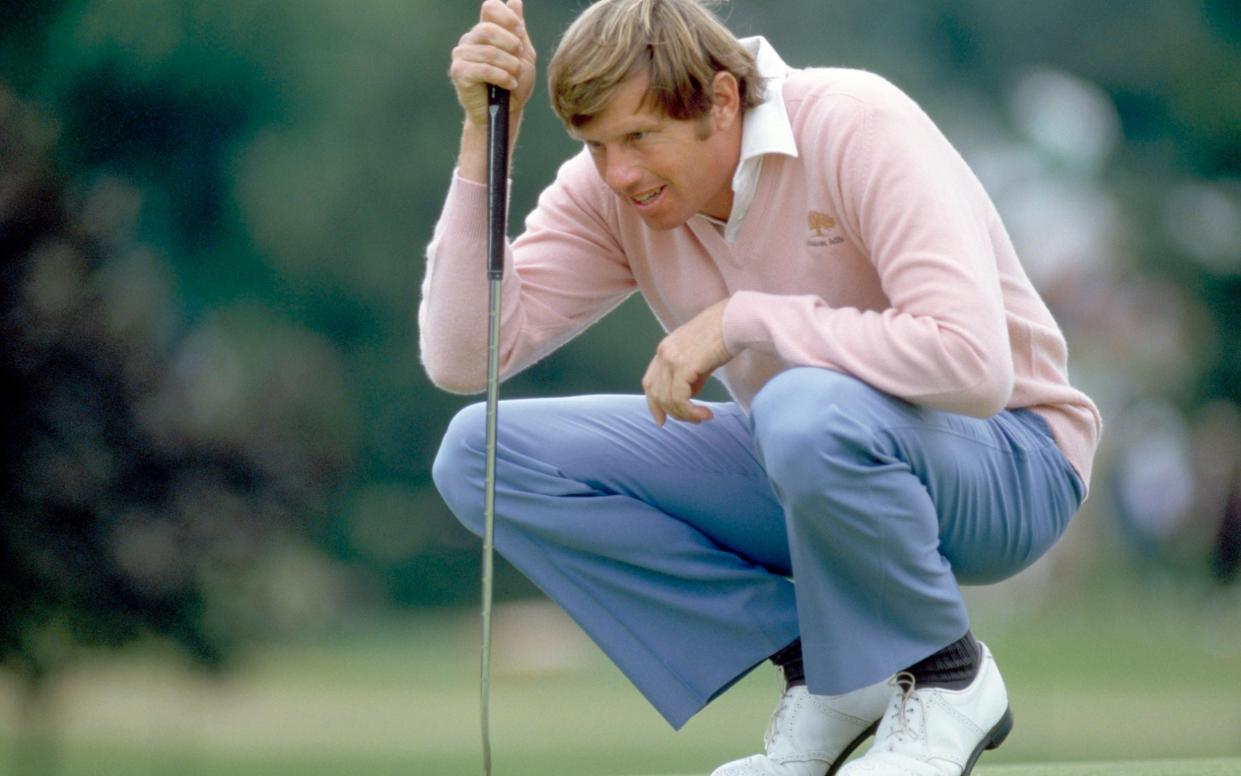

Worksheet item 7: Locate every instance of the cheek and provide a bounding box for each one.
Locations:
[588,150,606,179]
[676,150,711,189]
[694,117,715,141]
[651,149,691,185]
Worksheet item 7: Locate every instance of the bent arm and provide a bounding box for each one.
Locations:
[725,89,1014,418]
[419,153,636,393]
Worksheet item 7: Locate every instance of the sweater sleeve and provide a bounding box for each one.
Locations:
[723,86,1014,418]
[419,152,636,393]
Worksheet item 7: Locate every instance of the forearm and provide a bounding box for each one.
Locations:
[419,152,636,394]
[723,292,1014,417]
[457,116,522,185]
[419,172,511,393]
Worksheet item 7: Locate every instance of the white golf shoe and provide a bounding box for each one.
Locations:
[711,675,891,776]
[837,642,1013,776]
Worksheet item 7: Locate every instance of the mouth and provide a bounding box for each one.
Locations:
[630,186,666,209]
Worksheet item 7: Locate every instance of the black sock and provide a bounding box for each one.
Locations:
[770,638,805,686]
[905,630,981,690]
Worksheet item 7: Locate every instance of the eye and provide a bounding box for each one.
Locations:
[627,131,647,144]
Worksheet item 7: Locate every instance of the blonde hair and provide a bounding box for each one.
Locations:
[548,0,763,129]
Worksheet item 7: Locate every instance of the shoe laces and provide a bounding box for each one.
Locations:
[881,672,926,749]
[762,679,798,750]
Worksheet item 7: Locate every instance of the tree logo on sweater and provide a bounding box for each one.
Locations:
[808,211,844,247]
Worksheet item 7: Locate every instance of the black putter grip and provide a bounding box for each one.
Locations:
[486,85,510,280]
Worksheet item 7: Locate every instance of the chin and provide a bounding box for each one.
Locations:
[641,216,685,231]
[639,207,695,231]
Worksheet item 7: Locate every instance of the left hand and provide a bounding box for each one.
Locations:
[641,299,734,426]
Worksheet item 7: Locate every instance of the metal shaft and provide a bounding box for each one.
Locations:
[481,83,510,776]
[480,275,501,776]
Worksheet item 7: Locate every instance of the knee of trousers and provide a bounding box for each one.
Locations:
[432,401,488,537]
[750,368,896,504]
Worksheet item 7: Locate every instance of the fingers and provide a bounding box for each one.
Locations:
[642,352,714,427]
[641,302,732,426]
[644,391,667,428]
[479,0,520,27]
[507,0,536,58]
[650,393,713,425]
[664,401,713,424]
[453,23,524,83]
[477,0,529,63]
[451,42,522,92]
[489,0,536,77]
[452,0,536,123]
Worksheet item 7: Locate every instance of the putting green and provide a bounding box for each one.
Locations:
[642,759,1241,776]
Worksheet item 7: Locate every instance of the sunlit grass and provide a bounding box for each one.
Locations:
[1,567,1239,775]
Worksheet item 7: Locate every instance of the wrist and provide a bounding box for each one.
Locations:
[457,121,490,184]
[457,115,522,186]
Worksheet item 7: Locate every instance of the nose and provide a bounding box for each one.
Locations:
[600,147,641,193]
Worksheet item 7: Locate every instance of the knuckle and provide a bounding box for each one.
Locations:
[471,22,496,41]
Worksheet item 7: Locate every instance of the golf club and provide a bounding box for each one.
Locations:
[481,82,510,776]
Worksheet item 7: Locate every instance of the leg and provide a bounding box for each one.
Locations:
[748,367,1084,694]
[433,394,798,728]
[750,368,1084,776]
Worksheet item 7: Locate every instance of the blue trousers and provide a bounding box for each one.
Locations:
[433,368,1085,729]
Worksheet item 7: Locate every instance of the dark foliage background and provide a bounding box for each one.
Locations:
[1,0,1238,714]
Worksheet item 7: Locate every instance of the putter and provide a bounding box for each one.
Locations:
[481,82,510,776]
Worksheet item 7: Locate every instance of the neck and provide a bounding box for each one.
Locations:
[701,122,743,220]
[702,189,735,221]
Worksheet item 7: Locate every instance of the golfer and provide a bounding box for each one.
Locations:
[423,1,1101,774]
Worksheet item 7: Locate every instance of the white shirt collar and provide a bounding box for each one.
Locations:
[719,37,798,242]
[737,37,798,164]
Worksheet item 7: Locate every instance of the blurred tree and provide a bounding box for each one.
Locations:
[0,0,1237,627]
[0,87,353,774]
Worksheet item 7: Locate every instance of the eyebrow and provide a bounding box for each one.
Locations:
[571,118,665,145]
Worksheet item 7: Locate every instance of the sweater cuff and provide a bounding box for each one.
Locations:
[722,290,775,355]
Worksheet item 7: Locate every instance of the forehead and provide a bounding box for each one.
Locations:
[571,73,668,142]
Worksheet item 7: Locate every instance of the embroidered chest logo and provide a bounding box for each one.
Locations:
[807,211,845,247]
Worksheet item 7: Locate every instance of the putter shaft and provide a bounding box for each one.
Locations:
[481,83,510,776]
[480,275,501,775]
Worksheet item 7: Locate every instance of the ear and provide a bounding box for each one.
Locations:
[710,71,741,129]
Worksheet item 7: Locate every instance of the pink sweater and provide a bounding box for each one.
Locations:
[420,68,1102,487]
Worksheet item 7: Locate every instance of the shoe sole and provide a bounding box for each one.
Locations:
[824,719,881,776]
[961,706,1014,776]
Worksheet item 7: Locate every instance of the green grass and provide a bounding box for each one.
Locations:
[1,573,1239,775]
[987,761,1241,775]
[649,759,1241,776]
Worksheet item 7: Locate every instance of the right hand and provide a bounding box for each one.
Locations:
[450,0,537,129]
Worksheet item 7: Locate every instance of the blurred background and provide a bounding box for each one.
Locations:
[1,0,1239,774]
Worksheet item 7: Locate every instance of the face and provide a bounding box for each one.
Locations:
[573,71,742,230]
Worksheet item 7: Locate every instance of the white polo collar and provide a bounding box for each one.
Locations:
[716,36,798,242]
